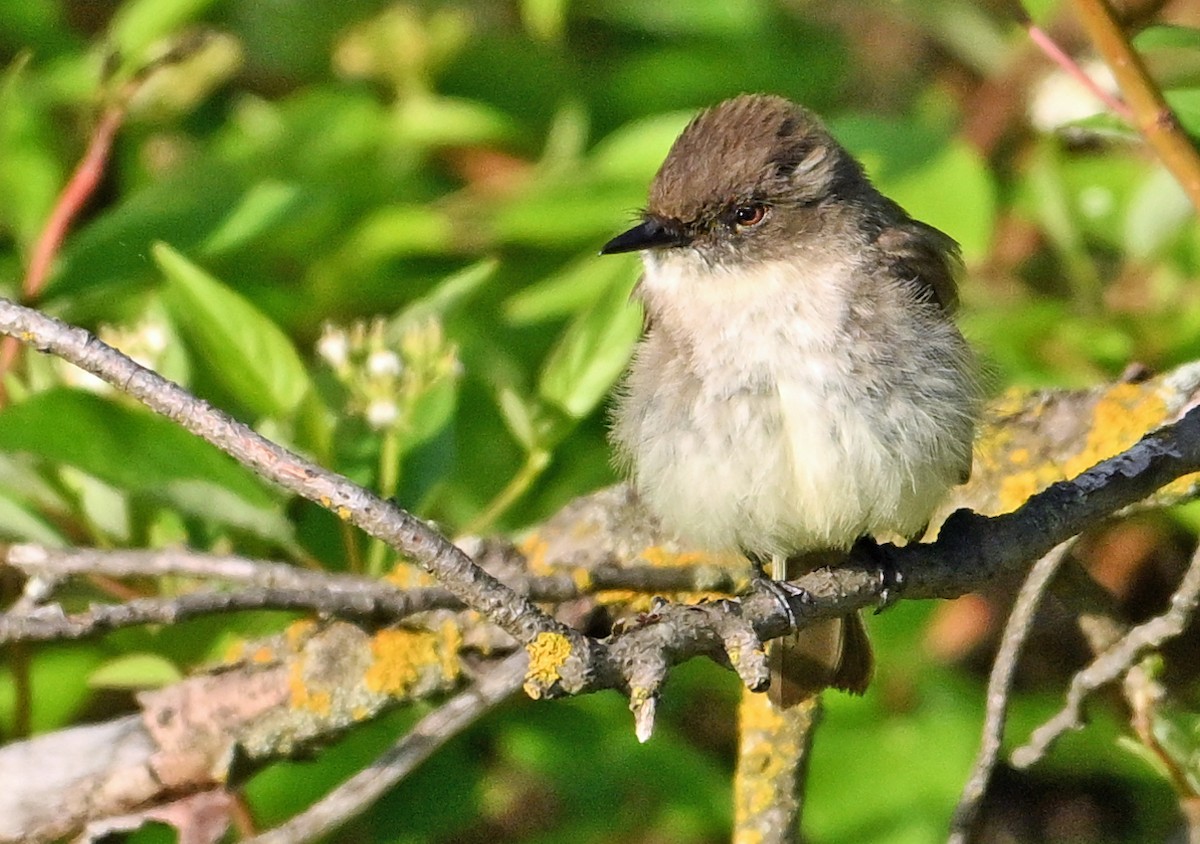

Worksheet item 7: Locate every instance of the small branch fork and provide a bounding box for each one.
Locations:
[1013,543,1200,767]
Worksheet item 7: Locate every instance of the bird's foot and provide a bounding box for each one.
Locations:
[852,536,905,614]
[750,572,812,630]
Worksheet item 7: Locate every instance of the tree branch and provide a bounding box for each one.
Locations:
[0,297,596,697]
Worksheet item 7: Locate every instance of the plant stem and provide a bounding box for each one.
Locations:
[366,428,403,576]
[463,448,551,536]
[1071,0,1200,212]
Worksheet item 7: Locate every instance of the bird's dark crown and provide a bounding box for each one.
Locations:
[646,94,864,226]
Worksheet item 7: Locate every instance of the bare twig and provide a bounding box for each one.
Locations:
[0,542,744,645]
[1012,542,1200,767]
[0,587,434,644]
[1021,17,1132,119]
[243,651,526,844]
[948,540,1076,844]
[1071,0,1200,211]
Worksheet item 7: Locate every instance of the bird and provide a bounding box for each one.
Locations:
[601,94,980,707]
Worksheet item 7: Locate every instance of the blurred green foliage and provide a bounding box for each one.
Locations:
[2,0,1200,841]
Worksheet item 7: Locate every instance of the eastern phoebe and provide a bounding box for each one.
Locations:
[602,94,980,707]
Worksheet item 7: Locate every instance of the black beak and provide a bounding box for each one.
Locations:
[600,218,687,255]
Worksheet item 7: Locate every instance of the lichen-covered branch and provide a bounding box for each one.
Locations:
[0,619,463,843]
[243,651,527,844]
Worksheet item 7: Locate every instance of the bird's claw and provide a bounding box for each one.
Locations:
[752,575,812,628]
[852,536,905,614]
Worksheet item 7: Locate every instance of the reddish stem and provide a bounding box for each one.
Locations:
[1025,22,1135,121]
[0,101,129,407]
[23,102,127,302]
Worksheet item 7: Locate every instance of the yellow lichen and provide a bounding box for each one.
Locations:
[571,567,593,592]
[284,619,317,651]
[1062,383,1168,480]
[997,464,1065,514]
[364,628,441,696]
[738,688,788,733]
[384,562,435,589]
[523,631,572,698]
[437,618,462,683]
[519,534,551,575]
[639,546,709,568]
[288,660,332,715]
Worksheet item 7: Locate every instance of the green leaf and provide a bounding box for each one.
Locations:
[496,386,540,451]
[404,377,458,452]
[593,0,769,36]
[89,653,183,690]
[505,250,636,325]
[394,95,518,148]
[155,242,313,419]
[1134,24,1200,51]
[0,490,65,545]
[884,140,997,263]
[521,0,569,41]
[538,266,640,419]
[389,259,498,336]
[202,180,303,256]
[589,111,692,181]
[1151,704,1200,793]
[0,644,106,733]
[1124,165,1192,259]
[0,389,288,539]
[1165,88,1200,139]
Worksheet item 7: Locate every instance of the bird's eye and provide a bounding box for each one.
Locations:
[732,204,768,228]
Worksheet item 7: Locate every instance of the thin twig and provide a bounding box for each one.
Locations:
[0,543,744,645]
[948,540,1076,844]
[1023,20,1133,120]
[243,651,527,844]
[22,103,126,301]
[1071,0,1200,212]
[1012,542,1200,767]
[0,587,434,644]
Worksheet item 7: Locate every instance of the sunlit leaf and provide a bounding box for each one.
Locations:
[155,242,313,419]
[108,0,221,64]
[390,259,498,334]
[89,653,183,690]
[202,180,303,256]
[505,251,636,324]
[0,389,284,536]
[538,267,640,418]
